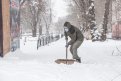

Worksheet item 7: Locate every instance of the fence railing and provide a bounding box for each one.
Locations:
[37,34,64,49]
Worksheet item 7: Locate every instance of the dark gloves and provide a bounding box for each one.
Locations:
[65,37,68,40]
[65,43,69,48]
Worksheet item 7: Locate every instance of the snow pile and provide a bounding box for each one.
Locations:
[0,37,121,81]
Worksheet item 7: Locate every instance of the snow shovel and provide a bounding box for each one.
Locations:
[65,37,68,64]
[55,35,75,65]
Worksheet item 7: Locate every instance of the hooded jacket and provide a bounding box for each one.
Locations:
[65,25,84,45]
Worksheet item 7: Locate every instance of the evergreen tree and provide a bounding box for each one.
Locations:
[87,0,101,41]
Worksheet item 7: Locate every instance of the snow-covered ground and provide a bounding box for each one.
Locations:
[1,36,121,81]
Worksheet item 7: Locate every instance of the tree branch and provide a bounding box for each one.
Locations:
[20,0,26,7]
[116,46,121,54]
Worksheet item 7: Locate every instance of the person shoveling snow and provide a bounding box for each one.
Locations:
[64,21,84,63]
[55,22,84,64]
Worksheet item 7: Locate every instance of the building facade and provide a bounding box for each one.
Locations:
[0,0,10,57]
[0,0,20,57]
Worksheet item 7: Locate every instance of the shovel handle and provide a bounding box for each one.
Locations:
[66,39,68,64]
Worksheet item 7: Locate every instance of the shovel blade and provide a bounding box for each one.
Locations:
[55,59,75,64]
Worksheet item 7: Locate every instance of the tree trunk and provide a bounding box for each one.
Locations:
[39,24,42,36]
[20,0,26,35]
[32,21,37,37]
[101,0,111,41]
[32,29,36,37]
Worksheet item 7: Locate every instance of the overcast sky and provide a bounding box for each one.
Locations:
[51,0,69,22]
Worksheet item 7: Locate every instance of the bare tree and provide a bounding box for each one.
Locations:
[42,0,52,36]
[20,0,26,37]
[28,0,41,37]
[72,0,88,30]
[20,0,26,7]
[20,0,46,37]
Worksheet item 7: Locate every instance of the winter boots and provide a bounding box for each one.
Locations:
[76,58,81,63]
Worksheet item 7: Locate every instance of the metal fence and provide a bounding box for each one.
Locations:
[37,34,64,49]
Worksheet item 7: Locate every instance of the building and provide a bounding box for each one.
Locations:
[112,21,121,39]
[0,0,10,57]
[112,0,121,39]
[0,0,20,57]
